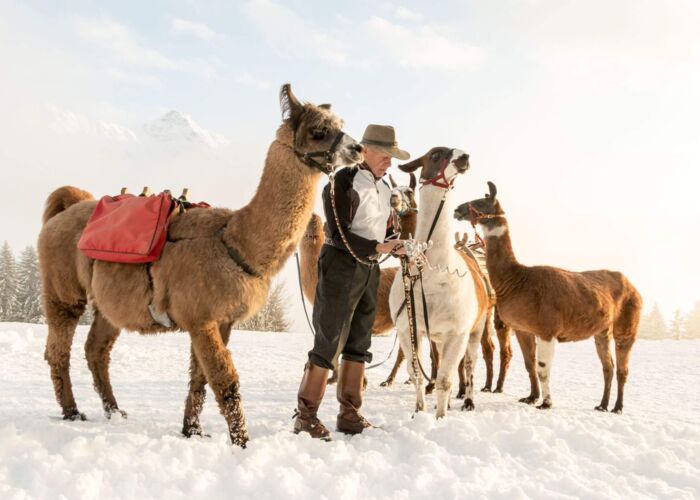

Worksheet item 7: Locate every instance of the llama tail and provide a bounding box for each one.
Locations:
[42,186,94,224]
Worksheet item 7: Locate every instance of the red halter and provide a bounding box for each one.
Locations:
[420,160,454,190]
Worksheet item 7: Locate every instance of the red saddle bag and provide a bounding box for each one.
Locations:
[78,193,176,264]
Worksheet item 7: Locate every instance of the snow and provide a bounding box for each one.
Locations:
[0,322,698,499]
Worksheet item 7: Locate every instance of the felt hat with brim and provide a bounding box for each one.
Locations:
[360,124,410,160]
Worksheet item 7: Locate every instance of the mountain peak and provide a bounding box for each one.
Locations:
[144,110,229,149]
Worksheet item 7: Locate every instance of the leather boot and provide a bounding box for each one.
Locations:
[336,359,372,435]
[293,362,332,441]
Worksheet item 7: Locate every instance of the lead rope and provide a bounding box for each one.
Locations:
[294,251,316,337]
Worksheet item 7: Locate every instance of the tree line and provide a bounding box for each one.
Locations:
[0,241,291,332]
[637,302,700,340]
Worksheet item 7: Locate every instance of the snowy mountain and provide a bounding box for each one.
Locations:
[49,107,140,143]
[47,106,229,150]
[143,110,230,149]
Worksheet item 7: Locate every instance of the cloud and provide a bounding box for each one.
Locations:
[170,18,224,42]
[73,16,222,77]
[393,6,422,22]
[362,16,484,71]
[242,0,349,66]
[108,68,162,88]
[513,0,700,91]
[234,71,271,90]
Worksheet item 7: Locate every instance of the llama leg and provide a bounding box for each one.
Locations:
[182,321,232,437]
[380,347,405,387]
[494,309,512,393]
[462,329,482,411]
[434,335,467,418]
[612,338,634,414]
[536,338,557,409]
[515,331,540,404]
[593,331,614,411]
[84,310,125,418]
[399,328,425,413]
[480,312,495,392]
[611,295,641,414]
[327,368,339,385]
[425,341,439,395]
[456,354,467,399]
[189,323,248,447]
[44,299,86,421]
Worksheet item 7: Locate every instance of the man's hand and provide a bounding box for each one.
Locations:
[376,240,407,256]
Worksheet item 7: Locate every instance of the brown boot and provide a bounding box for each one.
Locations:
[337,360,372,435]
[293,362,332,441]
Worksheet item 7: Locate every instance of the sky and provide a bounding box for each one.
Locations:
[1,0,699,328]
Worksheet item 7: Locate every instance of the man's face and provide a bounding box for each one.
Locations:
[363,146,392,178]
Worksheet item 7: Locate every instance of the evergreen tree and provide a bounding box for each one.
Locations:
[682,300,700,339]
[14,245,44,323]
[638,303,668,340]
[668,309,684,340]
[0,241,19,321]
[237,282,290,332]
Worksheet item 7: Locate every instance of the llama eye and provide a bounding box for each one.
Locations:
[431,152,440,162]
[311,128,327,140]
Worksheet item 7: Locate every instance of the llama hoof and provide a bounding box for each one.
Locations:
[611,406,623,415]
[456,388,466,399]
[480,386,492,393]
[536,401,552,410]
[327,376,338,385]
[230,432,249,448]
[63,410,87,421]
[594,405,608,412]
[519,396,538,405]
[379,380,393,387]
[183,426,210,438]
[105,407,128,419]
[493,387,504,394]
[425,382,435,395]
[461,399,475,411]
[403,379,411,385]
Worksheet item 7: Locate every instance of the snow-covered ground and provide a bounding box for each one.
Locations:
[0,323,698,500]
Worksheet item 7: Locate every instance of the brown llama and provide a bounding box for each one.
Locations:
[37,85,363,447]
[453,234,514,395]
[454,182,642,412]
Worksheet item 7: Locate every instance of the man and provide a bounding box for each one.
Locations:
[293,124,410,440]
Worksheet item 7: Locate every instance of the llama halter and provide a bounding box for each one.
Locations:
[293,129,347,174]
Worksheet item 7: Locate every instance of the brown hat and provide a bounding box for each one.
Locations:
[361,124,410,160]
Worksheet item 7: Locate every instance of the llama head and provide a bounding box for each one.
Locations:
[389,173,417,217]
[454,181,505,229]
[397,147,469,189]
[280,84,363,173]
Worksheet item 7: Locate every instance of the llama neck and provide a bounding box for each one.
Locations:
[416,186,455,263]
[224,137,321,278]
[399,210,417,239]
[482,221,525,297]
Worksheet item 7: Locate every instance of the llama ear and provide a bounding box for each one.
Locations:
[389,174,397,188]
[409,172,417,190]
[487,181,497,200]
[280,83,303,127]
[399,157,422,173]
[319,103,332,110]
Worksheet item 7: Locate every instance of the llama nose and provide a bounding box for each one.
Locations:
[350,143,363,153]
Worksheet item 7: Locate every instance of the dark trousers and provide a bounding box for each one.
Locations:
[308,244,380,370]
